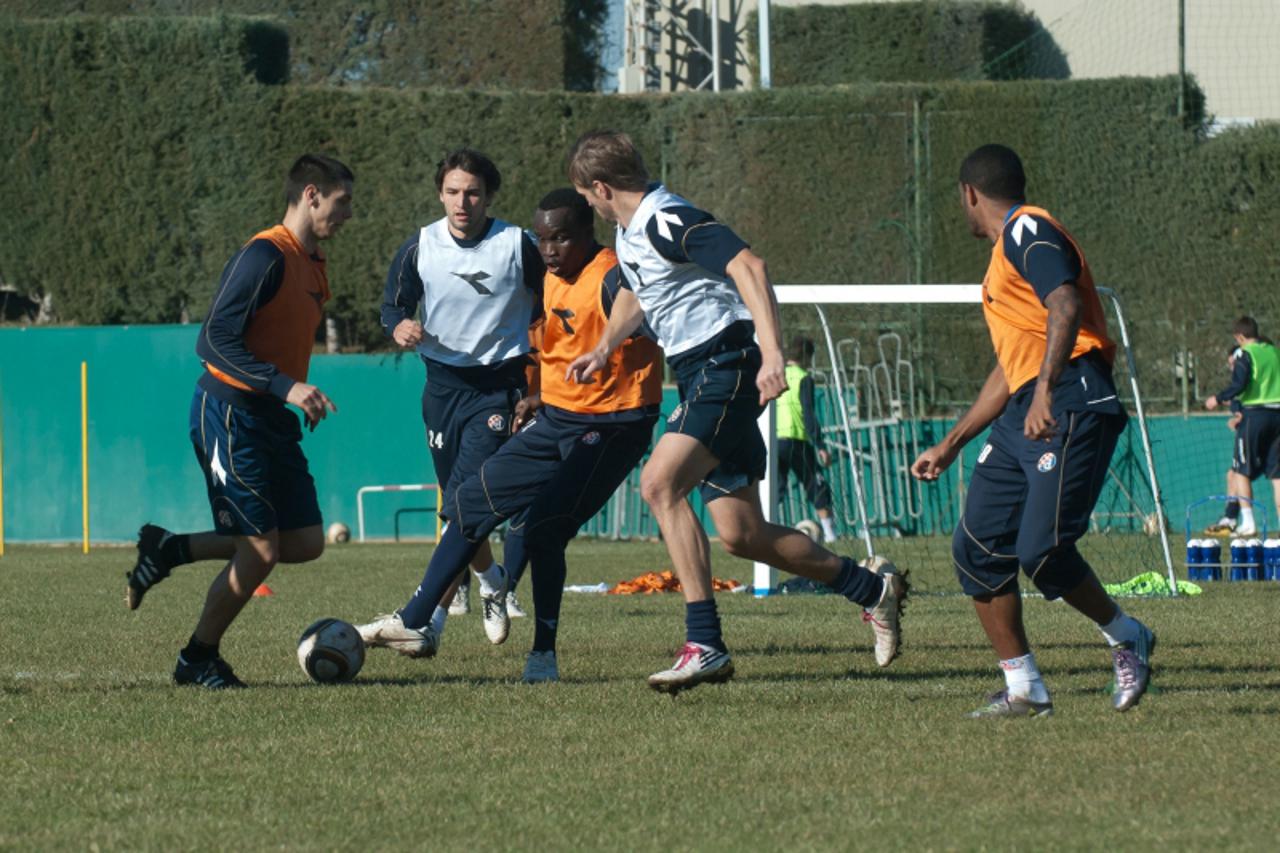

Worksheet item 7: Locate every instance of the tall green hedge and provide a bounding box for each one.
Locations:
[4,16,1279,407]
[0,0,587,89]
[749,1,1070,87]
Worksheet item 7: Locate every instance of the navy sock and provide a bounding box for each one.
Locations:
[1226,500,1240,520]
[832,558,885,608]
[162,533,193,567]
[181,635,218,663]
[504,529,531,593]
[685,599,726,653]
[400,524,483,629]
[529,542,568,653]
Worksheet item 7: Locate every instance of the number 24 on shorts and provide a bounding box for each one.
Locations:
[427,430,444,449]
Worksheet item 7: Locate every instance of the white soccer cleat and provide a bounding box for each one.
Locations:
[647,642,734,694]
[506,589,528,618]
[355,612,438,658]
[861,556,909,667]
[480,566,511,645]
[521,650,559,683]
[447,584,470,615]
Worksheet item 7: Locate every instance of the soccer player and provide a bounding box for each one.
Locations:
[124,154,354,689]
[564,130,907,694]
[1204,347,1245,536]
[777,335,839,543]
[910,143,1155,717]
[357,188,663,683]
[1204,316,1280,535]
[379,148,544,647]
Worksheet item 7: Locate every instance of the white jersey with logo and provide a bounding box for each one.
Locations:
[615,186,751,357]
[414,217,535,367]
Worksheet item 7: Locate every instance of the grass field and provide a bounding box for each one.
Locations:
[3,539,1279,850]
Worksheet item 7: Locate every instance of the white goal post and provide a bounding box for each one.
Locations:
[754,284,1176,597]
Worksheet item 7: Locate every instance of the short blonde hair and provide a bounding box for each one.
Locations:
[567,130,650,192]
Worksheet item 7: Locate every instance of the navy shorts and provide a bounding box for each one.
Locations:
[668,325,767,503]
[952,400,1127,600]
[449,405,656,541]
[1232,408,1280,480]
[422,379,523,513]
[778,438,833,511]
[189,388,321,536]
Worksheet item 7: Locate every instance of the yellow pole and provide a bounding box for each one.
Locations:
[436,486,443,542]
[81,361,89,554]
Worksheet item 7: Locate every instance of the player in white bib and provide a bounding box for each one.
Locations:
[369,148,543,648]
[565,130,909,693]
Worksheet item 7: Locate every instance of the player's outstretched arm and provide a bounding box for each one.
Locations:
[725,249,786,405]
[911,365,1010,480]
[566,287,644,383]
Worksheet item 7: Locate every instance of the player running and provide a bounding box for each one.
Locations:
[380,148,545,648]
[911,143,1156,717]
[564,130,907,694]
[357,188,663,682]
[124,154,354,689]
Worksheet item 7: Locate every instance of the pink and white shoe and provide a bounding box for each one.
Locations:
[647,642,734,694]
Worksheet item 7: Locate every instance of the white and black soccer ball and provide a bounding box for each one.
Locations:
[795,518,822,542]
[297,617,365,684]
[327,522,351,544]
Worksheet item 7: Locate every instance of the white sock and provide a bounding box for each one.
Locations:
[999,653,1050,703]
[1098,608,1141,647]
[819,516,837,541]
[1240,506,1256,530]
[430,606,448,637]
[475,562,506,595]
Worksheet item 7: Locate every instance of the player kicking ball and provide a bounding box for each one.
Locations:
[911,144,1155,717]
[356,189,663,683]
[564,130,907,694]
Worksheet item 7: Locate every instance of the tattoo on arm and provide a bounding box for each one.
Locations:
[1038,285,1082,389]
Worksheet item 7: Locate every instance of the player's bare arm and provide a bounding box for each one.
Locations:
[1026,284,1082,440]
[911,364,1010,480]
[566,286,644,383]
[286,381,337,431]
[725,249,786,405]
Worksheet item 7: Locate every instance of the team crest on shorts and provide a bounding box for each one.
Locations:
[1037,452,1058,473]
[487,413,506,432]
[977,443,993,464]
[667,404,684,424]
[217,509,233,529]
[582,431,601,445]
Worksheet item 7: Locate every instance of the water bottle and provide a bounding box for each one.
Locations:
[1263,538,1280,581]
[1204,538,1223,581]
[1229,538,1247,582]
[1246,537,1263,581]
[1186,537,1203,581]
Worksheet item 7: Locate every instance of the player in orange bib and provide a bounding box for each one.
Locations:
[912,144,1155,717]
[356,189,662,682]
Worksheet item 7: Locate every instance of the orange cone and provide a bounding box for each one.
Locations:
[253,583,275,597]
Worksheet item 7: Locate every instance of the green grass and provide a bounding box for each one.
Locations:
[2,540,1279,850]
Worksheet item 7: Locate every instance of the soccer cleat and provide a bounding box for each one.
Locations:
[1235,522,1258,538]
[1203,518,1236,537]
[355,611,438,658]
[447,583,471,615]
[1111,624,1157,712]
[968,689,1053,719]
[861,556,909,667]
[521,650,559,683]
[480,566,511,645]
[647,642,734,694]
[173,654,247,690]
[125,524,176,610]
[506,589,528,619]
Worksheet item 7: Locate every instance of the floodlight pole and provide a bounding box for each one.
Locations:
[758,0,771,89]
[1177,0,1186,118]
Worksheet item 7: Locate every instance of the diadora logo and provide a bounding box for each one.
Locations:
[977,443,993,464]
[552,307,576,335]
[487,413,506,432]
[453,270,492,295]
[1037,452,1057,473]
[667,404,684,424]
[582,431,601,445]
[209,439,228,486]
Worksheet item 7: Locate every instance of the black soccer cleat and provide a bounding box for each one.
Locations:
[173,654,247,690]
[125,524,175,610]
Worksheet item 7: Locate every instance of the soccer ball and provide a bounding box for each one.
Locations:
[296,618,365,683]
[795,519,821,542]
[327,521,350,544]
[1142,513,1166,536]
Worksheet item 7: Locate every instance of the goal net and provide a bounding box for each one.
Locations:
[758,284,1177,597]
